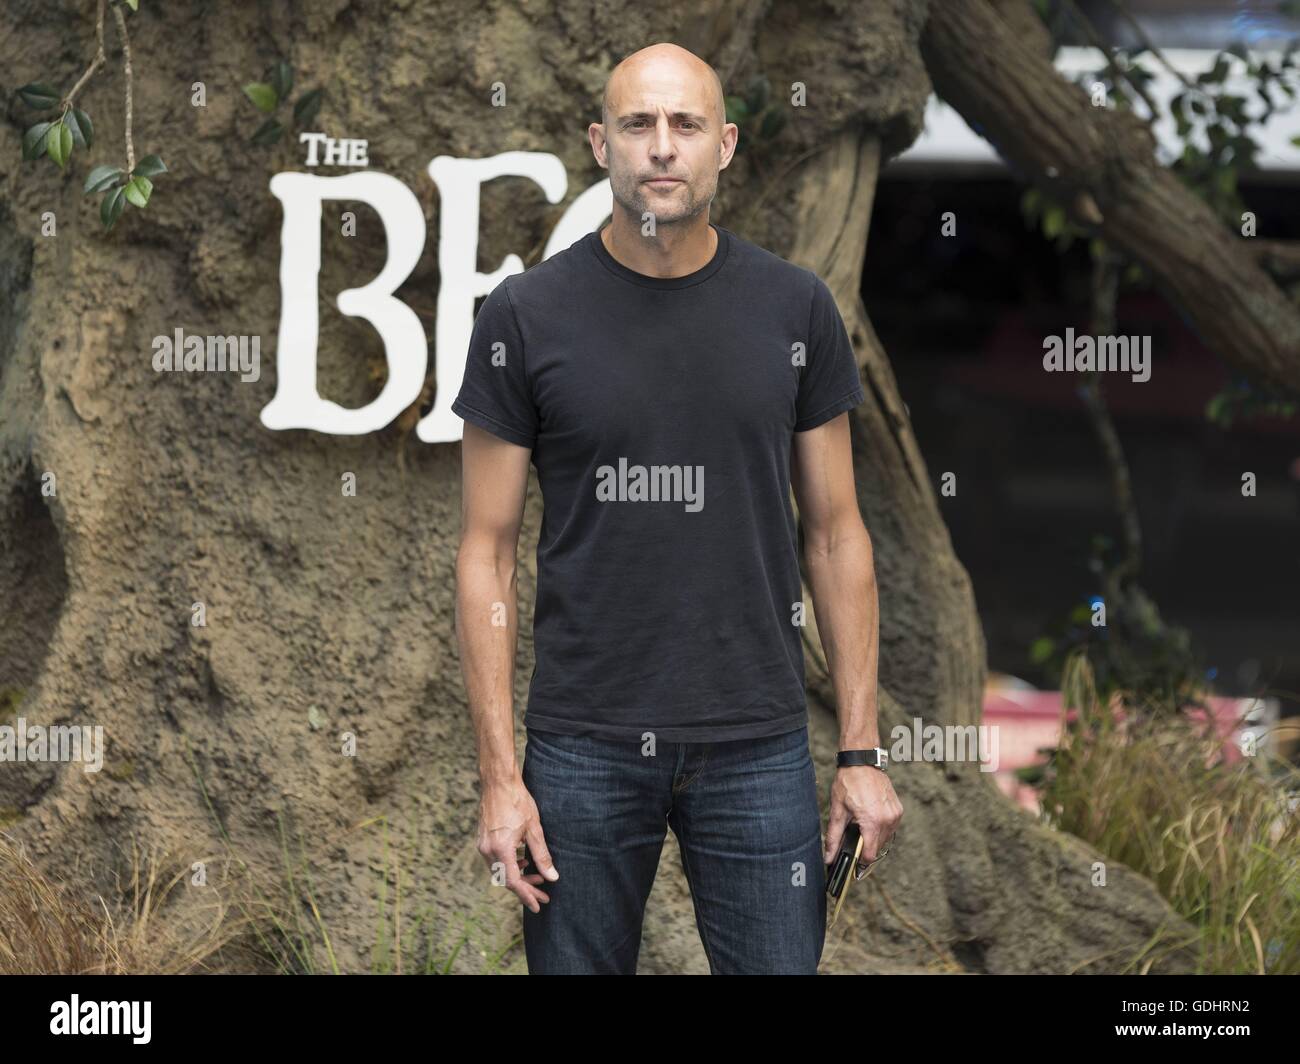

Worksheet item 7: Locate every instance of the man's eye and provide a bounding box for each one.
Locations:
[680,122,696,130]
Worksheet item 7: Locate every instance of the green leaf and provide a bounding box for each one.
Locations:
[125,0,139,10]
[123,175,153,208]
[72,108,93,147]
[46,122,73,168]
[250,118,283,145]
[83,164,125,194]
[1291,135,1300,147]
[101,185,126,229]
[1029,637,1055,665]
[63,108,87,148]
[292,88,322,127]
[132,154,167,177]
[1042,204,1065,239]
[270,61,294,103]
[22,122,52,160]
[18,83,60,110]
[243,81,278,113]
[724,95,749,124]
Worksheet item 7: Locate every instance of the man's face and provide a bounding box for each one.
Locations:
[592,59,736,227]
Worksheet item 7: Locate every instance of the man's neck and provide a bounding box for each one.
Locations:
[600,213,717,279]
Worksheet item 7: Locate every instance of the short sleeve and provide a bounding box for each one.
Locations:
[451,278,538,448]
[794,275,865,431]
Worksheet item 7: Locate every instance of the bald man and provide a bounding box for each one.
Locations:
[454,42,900,974]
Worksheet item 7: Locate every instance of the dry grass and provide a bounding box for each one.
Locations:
[0,832,250,974]
[1041,651,1300,974]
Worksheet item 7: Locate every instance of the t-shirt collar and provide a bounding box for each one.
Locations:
[588,222,731,290]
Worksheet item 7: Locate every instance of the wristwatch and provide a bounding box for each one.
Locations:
[837,748,888,772]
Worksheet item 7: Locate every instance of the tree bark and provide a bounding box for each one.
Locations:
[922,0,1300,395]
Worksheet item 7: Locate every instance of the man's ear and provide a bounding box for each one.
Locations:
[588,121,609,170]
[717,122,739,172]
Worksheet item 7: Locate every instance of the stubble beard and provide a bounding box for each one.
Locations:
[610,166,717,228]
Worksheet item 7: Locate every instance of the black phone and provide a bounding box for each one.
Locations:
[825,822,863,899]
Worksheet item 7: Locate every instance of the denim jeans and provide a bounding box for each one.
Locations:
[520,723,827,974]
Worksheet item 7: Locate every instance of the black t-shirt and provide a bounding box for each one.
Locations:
[452,223,865,742]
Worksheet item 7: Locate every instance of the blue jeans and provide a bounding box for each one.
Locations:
[520,724,827,974]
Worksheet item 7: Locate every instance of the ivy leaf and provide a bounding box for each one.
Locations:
[123,175,153,208]
[724,95,749,124]
[125,0,139,10]
[101,185,126,229]
[250,118,283,145]
[132,154,167,177]
[46,122,73,168]
[18,83,60,110]
[63,108,89,148]
[22,122,52,160]
[270,61,294,103]
[1042,204,1065,239]
[243,81,278,113]
[293,87,322,127]
[84,164,125,194]
[73,108,93,147]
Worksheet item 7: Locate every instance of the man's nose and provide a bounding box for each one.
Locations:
[649,117,675,162]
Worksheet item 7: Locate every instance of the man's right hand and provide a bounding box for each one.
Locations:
[477,776,559,913]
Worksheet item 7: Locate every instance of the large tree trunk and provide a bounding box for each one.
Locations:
[1,0,1201,973]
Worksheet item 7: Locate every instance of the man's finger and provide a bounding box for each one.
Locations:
[499,847,549,912]
[824,804,850,864]
[524,824,560,882]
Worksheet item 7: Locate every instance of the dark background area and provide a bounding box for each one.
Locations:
[861,170,1299,713]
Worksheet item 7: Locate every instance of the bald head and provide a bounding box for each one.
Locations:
[600,42,725,129]
[590,41,737,227]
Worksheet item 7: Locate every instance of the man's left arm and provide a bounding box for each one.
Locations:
[791,411,903,865]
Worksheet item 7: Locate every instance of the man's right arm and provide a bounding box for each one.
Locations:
[455,421,558,911]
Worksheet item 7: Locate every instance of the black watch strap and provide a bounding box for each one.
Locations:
[837,748,887,771]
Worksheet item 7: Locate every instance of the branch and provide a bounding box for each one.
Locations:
[62,0,107,111]
[1249,239,1300,282]
[1059,0,1159,117]
[111,1,134,173]
[920,0,1300,396]
[712,0,772,89]
[1100,0,1197,91]
[1080,249,1142,584]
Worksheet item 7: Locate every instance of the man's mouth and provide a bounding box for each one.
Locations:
[644,177,683,186]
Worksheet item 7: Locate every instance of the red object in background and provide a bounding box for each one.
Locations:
[981,680,1257,815]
